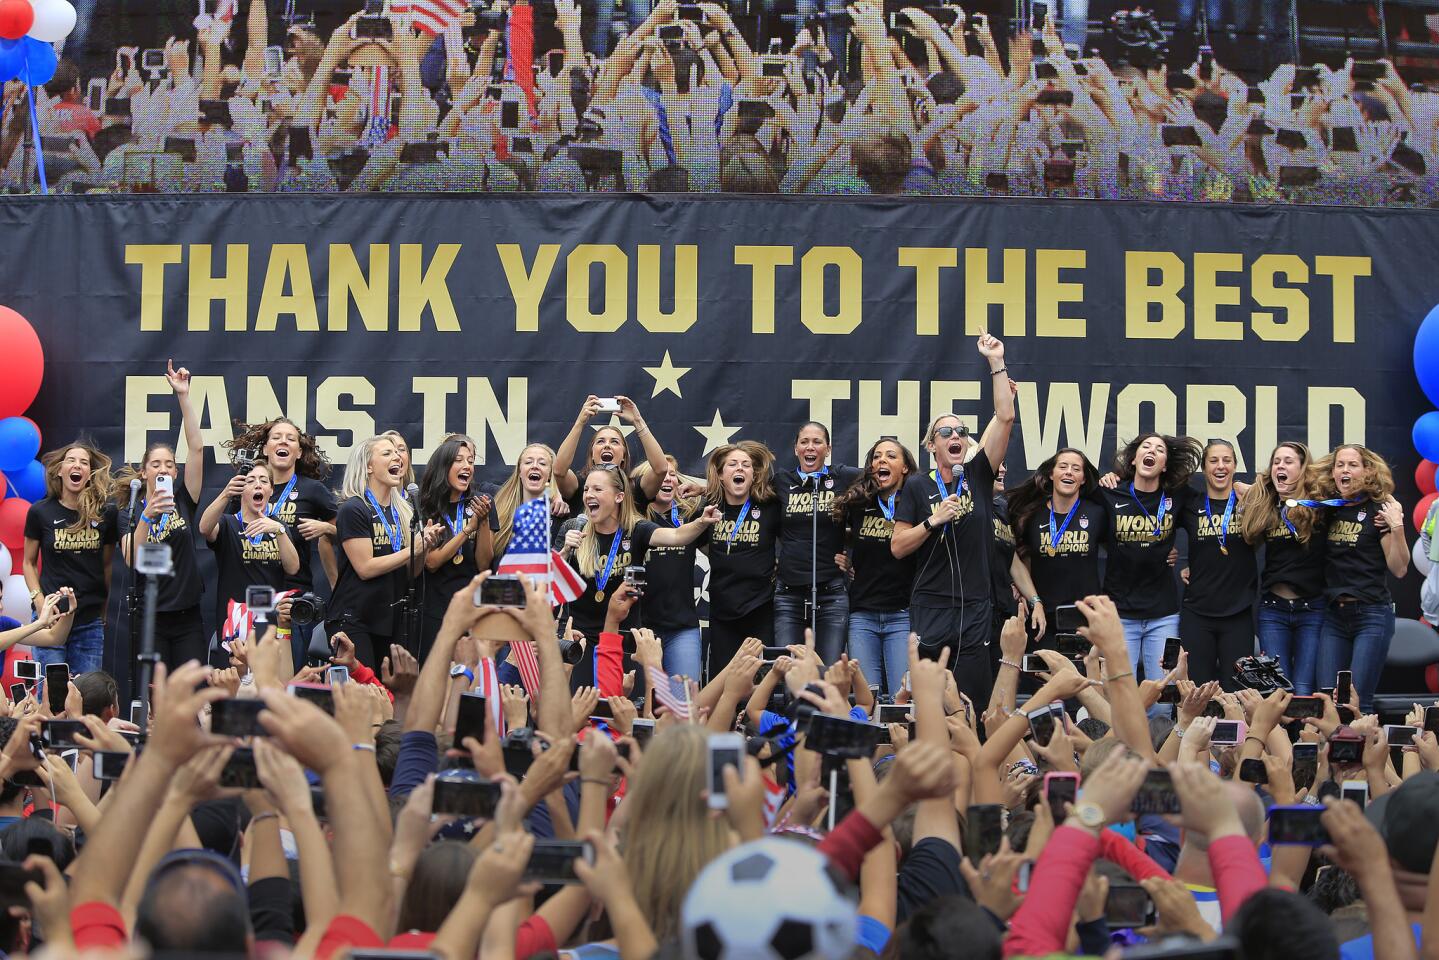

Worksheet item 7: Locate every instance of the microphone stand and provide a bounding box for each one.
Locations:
[809,473,820,652]
[402,507,422,657]
[122,484,141,695]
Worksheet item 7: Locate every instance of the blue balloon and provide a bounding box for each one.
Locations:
[1415,303,1439,408]
[18,36,55,87]
[7,460,44,502]
[1415,412,1439,463]
[0,418,38,474]
[0,38,21,83]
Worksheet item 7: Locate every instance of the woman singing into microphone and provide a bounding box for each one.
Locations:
[705,441,781,675]
[1240,442,1325,693]
[773,423,859,664]
[832,437,918,696]
[633,456,708,680]
[1308,445,1409,713]
[552,395,670,511]
[199,459,300,645]
[328,435,443,668]
[418,435,493,662]
[117,360,207,669]
[23,441,117,673]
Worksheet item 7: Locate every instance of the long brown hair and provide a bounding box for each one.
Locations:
[224,417,331,479]
[1113,433,1203,493]
[42,441,114,532]
[1005,448,1100,553]
[1240,442,1317,545]
[1308,444,1395,502]
[703,441,776,505]
[832,438,919,523]
[586,425,633,475]
[633,456,702,522]
[112,440,175,505]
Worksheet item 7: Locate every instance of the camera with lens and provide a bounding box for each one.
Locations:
[289,593,326,626]
[1234,654,1293,694]
[623,565,646,597]
[233,447,258,471]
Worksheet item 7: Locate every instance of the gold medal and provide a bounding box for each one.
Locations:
[453,552,463,565]
[1045,546,1057,557]
[1220,545,1229,556]
[595,590,605,604]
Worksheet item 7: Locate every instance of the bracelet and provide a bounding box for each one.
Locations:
[274,628,291,640]
[998,658,1022,671]
[1173,725,1188,737]
[1245,735,1266,747]
[1105,671,1133,683]
[250,812,280,826]
[990,366,1007,377]
[581,777,610,787]
[1029,597,1042,606]
[921,517,933,531]
[352,743,376,753]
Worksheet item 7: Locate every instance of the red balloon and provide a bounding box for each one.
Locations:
[0,498,26,551]
[0,309,42,418]
[1418,461,1438,497]
[0,0,33,40]
[1428,662,1439,694]
[1414,492,1439,533]
[8,551,19,576]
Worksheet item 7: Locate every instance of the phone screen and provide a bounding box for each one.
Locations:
[1131,769,1180,814]
[1161,637,1182,670]
[1269,806,1329,845]
[707,740,743,807]
[45,664,68,714]
[210,698,267,737]
[1027,706,1058,746]
[1335,671,1352,706]
[1045,774,1078,812]
[1104,883,1152,927]
[1285,696,1324,719]
[432,775,502,817]
[478,575,526,608]
[963,804,1003,866]
[455,693,487,744]
[523,840,593,884]
[1054,604,1082,633]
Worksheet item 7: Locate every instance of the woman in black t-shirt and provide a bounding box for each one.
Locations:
[328,435,443,668]
[117,360,207,669]
[633,456,709,681]
[1007,448,1105,647]
[704,441,781,675]
[1097,433,1202,687]
[832,437,918,696]
[199,460,300,646]
[773,422,860,664]
[1240,442,1325,694]
[552,395,671,514]
[1178,441,1258,690]
[22,441,118,675]
[1309,445,1409,712]
[418,435,493,663]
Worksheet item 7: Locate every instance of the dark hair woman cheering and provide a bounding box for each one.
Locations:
[199,459,300,647]
[704,441,780,676]
[832,437,918,696]
[418,435,494,662]
[773,422,859,664]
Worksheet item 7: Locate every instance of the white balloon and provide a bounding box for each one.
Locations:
[0,545,11,584]
[1415,539,1433,577]
[26,0,75,43]
[2,574,31,624]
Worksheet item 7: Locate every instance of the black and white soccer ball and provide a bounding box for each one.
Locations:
[681,838,857,960]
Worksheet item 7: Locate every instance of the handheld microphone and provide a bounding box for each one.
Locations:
[406,483,421,529]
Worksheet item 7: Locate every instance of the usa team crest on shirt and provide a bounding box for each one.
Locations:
[290,491,298,500]
[1162,498,1172,511]
[1357,511,1367,522]
[1079,517,1089,529]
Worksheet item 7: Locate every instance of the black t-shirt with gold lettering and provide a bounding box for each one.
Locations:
[329,496,407,638]
[1098,485,1188,619]
[265,475,337,593]
[846,498,913,613]
[636,505,705,633]
[776,466,862,588]
[121,486,202,613]
[1322,500,1390,604]
[1179,491,1258,618]
[1020,496,1107,612]
[990,495,1018,617]
[708,500,780,620]
[1261,515,1327,597]
[567,520,658,637]
[208,512,288,629]
[894,458,995,609]
[24,498,119,623]
[421,483,501,622]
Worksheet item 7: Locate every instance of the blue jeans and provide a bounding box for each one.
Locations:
[1317,602,1394,714]
[847,609,910,698]
[774,581,850,665]
[1256,595,1325,694]
[659,627,702,682]
[1123,615,1180,716]
[34,618,105,675]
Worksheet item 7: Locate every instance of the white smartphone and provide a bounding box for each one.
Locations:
[1341,779,1369,808]
[596,397,621,414]
[263,45,284,77]
[154,473,174,498]
[706,733,744,810]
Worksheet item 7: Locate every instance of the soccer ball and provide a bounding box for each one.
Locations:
[681,838,857,960]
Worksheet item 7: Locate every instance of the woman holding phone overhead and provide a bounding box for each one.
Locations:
[418,435,494,662]
[704,440,781,676]
[1240,442,1325,693]
[772,422,860,664]
[891,333,1013,705]
[832,437,918,697]
[328,435,444,669]
[1177,440,1258,689]
[552,395,670,511]
[116,360,207,670]
[23,440,117,674]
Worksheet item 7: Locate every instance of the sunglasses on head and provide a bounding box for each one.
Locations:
[934,425,969,439]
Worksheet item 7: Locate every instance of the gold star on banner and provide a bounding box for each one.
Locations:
[590,415,636,438]
[695,409,740,456]
[642,351,691,399]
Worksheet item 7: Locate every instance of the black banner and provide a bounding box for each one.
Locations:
[4,193,1435,489]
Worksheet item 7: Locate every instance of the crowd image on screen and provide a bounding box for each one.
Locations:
[0,348,1428,958]
[0,0,1436,202]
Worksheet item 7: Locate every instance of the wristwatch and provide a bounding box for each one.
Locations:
[1071,800,1105,830]
[921,517,933,531]
[449,664,474,684]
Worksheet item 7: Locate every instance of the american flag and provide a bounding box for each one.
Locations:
[223,598,254,645]
[390,0,466,35]
[645,664,691,721]
[495,498,583,697]
[475,655,506,737]
[360,65,392,147]
[762,774,785,826]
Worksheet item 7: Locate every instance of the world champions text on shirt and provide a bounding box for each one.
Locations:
[1040,516,1095,556]
[1327,516,1366,547]
[1112,499,1176,545]
[715,515,763,548]
[51,524,104,552]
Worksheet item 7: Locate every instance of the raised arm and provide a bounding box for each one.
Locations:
[977,333,1013,471]
[1076,594,1156,762]
[617,396,671,499]
[553,395,603,499]
[199,474,247,542]
[165,360,204,502]
[649,506,720,547]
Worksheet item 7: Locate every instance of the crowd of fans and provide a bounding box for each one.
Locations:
[0,0,1435,201]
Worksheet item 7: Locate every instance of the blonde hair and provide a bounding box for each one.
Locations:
[379,429,416,489]
[43,442,115,532]
[575,467,643,578]
[703,441,776,505]
[341,435,414,532]
[620,725,733,940]
[1309,444,1395,502]
[1240,442,1317,545]
[493,443,556,557]
[633,456,702,521]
